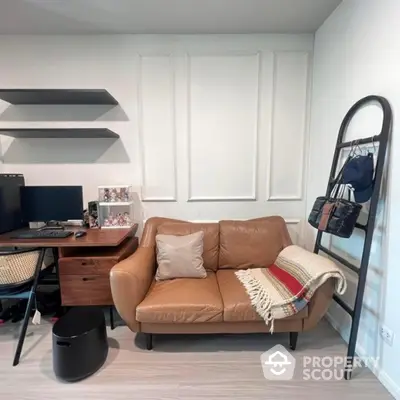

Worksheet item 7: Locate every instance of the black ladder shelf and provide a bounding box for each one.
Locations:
[312,95,392,380]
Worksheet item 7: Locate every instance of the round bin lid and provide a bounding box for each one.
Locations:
[53,307,105,338]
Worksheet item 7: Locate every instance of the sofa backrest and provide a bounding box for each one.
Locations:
[218,216,292,269]
[140,217,186,248]
[140,216,292,272]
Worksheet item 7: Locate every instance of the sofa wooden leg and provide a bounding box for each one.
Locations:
[289,332,298,350]
[146,333,153,350]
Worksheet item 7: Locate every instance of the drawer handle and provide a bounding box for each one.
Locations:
[82,277,96,282]
[56,341,71,347]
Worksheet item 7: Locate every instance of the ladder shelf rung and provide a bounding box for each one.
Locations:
[354,222,367,231]
[333,294,354,317]
[337,134,381,149]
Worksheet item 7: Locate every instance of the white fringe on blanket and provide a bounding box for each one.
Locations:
[235,269,276,332]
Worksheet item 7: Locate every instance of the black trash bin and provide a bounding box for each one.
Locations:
[52,307,108,382]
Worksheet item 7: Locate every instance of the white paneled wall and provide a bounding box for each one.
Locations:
[0,35,313,243]
[138,55,177,201]
[188,54,260,201]
[268,52,310,201]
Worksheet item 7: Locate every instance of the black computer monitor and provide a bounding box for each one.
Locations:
[20,186,84,223]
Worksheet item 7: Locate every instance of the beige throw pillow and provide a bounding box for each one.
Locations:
[155,231,206,281]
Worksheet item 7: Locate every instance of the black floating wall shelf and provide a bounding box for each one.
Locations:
[0,128,119,139]
[0,89,118,105]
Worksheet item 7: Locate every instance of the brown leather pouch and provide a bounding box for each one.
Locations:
[318,203,335,231]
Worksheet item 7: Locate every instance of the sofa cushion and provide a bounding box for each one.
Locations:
[155,231,206,281]
[217,269,308,322]
[136,272,223,323]
[157,222,219,271]
[249,216,293,247]
[219,217,286,269]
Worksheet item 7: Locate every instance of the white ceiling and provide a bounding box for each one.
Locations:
[0,0,342,35]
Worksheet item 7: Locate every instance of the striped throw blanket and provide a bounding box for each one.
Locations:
[235,245,346,332]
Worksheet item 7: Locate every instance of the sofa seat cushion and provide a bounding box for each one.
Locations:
[136,272,223,323]
[217,269,308,322]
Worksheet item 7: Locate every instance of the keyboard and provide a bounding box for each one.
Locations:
[11,230,74,239]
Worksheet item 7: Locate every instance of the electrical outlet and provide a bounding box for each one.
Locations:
[380,325,394,346]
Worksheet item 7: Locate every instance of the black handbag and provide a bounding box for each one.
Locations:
[308,156,363,238]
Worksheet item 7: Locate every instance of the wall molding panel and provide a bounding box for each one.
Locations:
[266,51,310,202]
[137,54,178,202]
[188,195,257,202]
[187,52,260,202]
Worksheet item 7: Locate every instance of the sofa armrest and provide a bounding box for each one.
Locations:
[302,278,335,331]
[110,247,155,332]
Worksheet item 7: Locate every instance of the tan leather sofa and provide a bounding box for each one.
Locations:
[110,216,335,350]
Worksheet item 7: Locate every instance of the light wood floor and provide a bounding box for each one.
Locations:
[0,318,392,399]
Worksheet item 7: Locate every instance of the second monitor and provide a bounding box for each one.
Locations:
[20,186,83,223]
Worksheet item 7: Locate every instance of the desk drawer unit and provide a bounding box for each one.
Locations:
[58,236,138,306]
[60,274,113,305]
[59,258,115,275]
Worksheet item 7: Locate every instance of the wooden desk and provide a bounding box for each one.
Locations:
[0,224,138,306]
[0,226,134,248]
[0,224,138,366]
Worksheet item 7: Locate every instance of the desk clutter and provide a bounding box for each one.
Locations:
[98,185,132,203]
[0,174,139,234]
[86,185,135,229]
[97,185,134,229]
